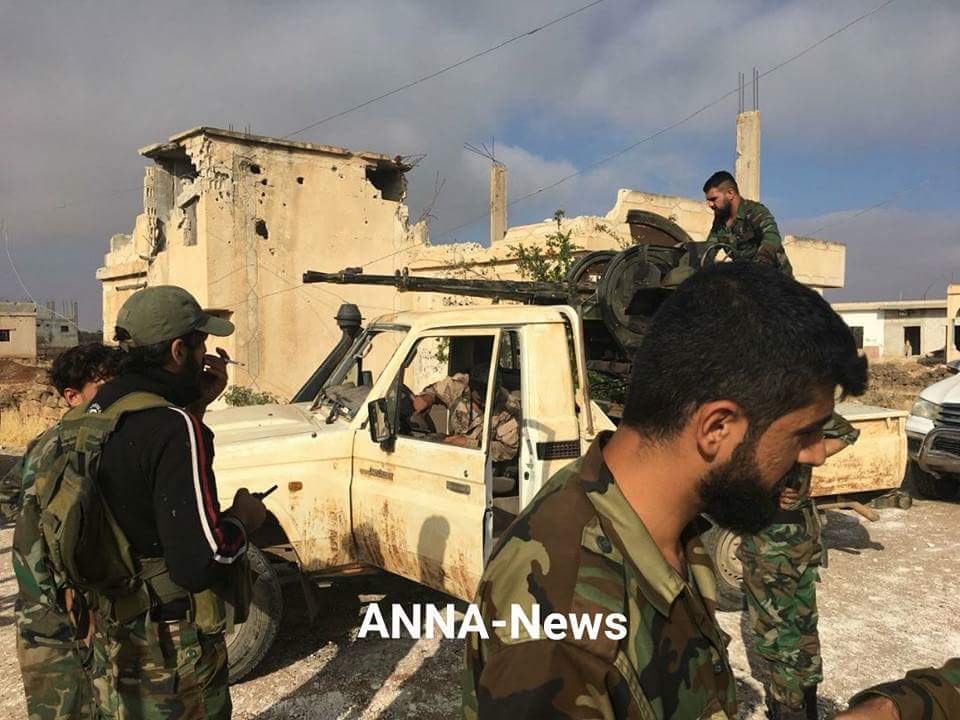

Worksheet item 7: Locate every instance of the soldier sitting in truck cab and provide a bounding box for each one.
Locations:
[411,365,520,462]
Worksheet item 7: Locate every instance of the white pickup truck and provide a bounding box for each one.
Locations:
[905,360,960,500]
[206,302,908,681]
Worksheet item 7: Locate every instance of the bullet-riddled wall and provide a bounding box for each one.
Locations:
[98,127,413,399]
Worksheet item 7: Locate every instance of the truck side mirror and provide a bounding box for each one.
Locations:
[368,398,396,451]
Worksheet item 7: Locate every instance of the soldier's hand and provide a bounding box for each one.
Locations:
[835,697,899,719]
[199,352,229,405]
[778,487,801,509]
[229,488,267,533]
[443,435,469,447]
[412,393,433,414]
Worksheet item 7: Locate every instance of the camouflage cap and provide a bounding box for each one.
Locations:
[115,285,234,348]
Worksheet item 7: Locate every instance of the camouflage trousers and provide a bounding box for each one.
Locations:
[738,516,822,709]
[98,616,230,720]
[15,596,108,720]
[16,631,107,720]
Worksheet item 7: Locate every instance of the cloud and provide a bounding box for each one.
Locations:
[0,0,956,327]
[786,207,960,302]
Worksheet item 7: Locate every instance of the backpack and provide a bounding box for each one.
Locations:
[34,390,251,630]
[34,392,192,623]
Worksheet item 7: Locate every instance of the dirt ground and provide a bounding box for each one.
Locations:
[0,447,957,719]
[0,358,955,719]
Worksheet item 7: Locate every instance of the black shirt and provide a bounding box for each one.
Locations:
[91,367,246,593]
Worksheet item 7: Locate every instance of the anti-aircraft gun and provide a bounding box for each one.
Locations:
[303,211,730,403]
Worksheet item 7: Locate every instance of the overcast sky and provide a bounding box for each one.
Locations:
[1,0,958,328]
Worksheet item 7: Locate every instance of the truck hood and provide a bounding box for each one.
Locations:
[919,374,960,405]
[205,402,338,444]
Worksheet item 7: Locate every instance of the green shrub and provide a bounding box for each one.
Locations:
[223,385,282,407]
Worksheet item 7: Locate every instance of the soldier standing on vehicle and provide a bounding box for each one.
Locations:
[703,170,793,276]
[412,365,519,461]
[738,414,859,720]
[72,286,266,718]
[0,344,121,720]
[463,263,867,719]
[837,658,960,719]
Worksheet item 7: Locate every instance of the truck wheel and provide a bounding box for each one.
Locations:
[225,545,283,684]
[909,461,959,501]
[700,525,744,612]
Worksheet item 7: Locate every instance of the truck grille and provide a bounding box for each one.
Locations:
[937,403,960,429]
[931,435,960,456]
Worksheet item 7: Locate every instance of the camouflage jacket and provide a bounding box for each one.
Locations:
[463,432,737,719]
[784,412,860,513]
[0,430,46,521]
[424,373,520,462]
[707,199,793,277]
[849,658,960,719]
[1,426,77,644]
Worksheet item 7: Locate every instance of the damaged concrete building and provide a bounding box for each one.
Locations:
[99,116,848,399]
[98,127,415,398]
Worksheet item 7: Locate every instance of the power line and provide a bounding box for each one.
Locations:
[2,219,90,333]
[283,0,607,139]
[419,0,898,247]
[809,161,960,235]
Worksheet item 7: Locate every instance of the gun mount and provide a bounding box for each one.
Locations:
[304,234,729,385]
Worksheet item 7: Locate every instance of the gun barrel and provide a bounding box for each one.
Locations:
[303,269,570,305]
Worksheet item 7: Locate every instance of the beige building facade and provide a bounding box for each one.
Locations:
[834,299,952,360]
[98,127,416,398]
[100,126,848,399]
[0,303,38,359]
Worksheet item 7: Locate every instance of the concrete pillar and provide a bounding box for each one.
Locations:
[948,284,960,362]
[735,110,760,201]
[490,162,507,245]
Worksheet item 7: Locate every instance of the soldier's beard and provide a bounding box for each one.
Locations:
[698,436,794,535]
[713,203,731,222]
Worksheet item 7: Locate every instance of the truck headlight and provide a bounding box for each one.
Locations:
[910,397,941,421]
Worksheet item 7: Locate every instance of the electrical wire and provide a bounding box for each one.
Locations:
[283,0,607,138]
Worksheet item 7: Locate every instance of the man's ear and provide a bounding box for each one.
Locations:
[693,400,747,461]
[169,338,187,367]
[62,388,81,408]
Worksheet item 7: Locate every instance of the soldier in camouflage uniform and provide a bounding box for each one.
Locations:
[703,171,793,277]
[463,263,868,719]
[0,344,120,720]
[413,366,519,462]
[839,658,960,719]
[738,414,860,720]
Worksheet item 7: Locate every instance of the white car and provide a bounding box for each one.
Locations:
[906,360,960,500]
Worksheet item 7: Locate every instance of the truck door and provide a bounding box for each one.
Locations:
[351,330,498,601]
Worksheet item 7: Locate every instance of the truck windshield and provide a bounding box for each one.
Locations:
[316,326,408,417]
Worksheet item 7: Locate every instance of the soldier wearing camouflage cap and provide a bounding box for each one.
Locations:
[463,263,867,719]
[82,285,265,719]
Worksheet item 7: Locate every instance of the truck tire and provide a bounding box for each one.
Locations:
[909,461,959,501]
[700,525,744,612]
[225,545,283,684]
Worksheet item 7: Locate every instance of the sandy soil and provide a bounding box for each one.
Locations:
[0,446,956,719]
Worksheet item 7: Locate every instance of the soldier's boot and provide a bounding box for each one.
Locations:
[803,685,819,720]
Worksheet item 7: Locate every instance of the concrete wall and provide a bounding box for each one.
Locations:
[948,284,960,363]
[0,308,37,359]
[838,310,884,357]
[880,308,946,358]
[100,128,412,399]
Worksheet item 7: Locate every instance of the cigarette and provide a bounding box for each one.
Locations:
[223,358,246,367]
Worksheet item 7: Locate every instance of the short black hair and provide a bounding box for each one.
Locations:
[703,170,738,194]
[48,343,122,396]
[621,263,867,439]
[113,328,206,373]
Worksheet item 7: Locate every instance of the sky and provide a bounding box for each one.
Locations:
[0,0,958,329]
